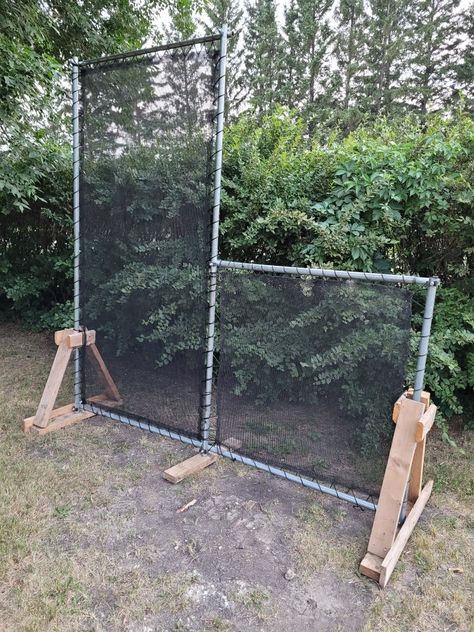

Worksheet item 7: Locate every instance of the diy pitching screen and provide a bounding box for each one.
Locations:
[216,271,413,498]
[78,40,219,438]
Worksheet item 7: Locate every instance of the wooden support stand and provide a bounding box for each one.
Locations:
[163,453,218,484]
[22,328,121,435]
[360,390,437,587]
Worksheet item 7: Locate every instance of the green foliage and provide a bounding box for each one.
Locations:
[220,271,411,453]
[0,0,166,329]
[408,287,474,429]
[221,108,474,426]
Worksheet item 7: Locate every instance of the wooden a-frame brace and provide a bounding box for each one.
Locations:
[360,389,437,587]
[22,328,122,435]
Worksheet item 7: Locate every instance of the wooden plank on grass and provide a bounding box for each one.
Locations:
[31,409,95,435]
[380,480,434,587]
[163,453,217,484]
[23,403,75,432]
[359,552,383,582]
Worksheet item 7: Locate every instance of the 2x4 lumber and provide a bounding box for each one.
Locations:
[87,344,121,401]
[23,394,121,433]
[416,403,437,443]
[409,437,426,503]
[359,480,433,585]
[34,342,72,428]
[31,409,96,435]
[379,480,434,587]
[163,453,218,484]
[23,403,75,432]
[359,552,383,582]
[54,329,74,345]
[54,329,96,348]
[366,397,426,559]
[392,390,430,423]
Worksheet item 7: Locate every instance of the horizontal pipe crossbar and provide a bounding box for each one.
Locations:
[210,444,377,511]
[82,403,203,448]
[81,404,377,510]
[77,33,222,67]
[217,260,439,287]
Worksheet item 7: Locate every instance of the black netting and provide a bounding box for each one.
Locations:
[216,270,413,497]
[79,40,219,439]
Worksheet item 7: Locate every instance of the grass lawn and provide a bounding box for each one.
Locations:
[0,323,473,631]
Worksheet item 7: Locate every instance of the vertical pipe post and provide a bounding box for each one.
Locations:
[71,57,82,410]
[412,279,438,402]
[400,277,438,522]
[201,25,228,450]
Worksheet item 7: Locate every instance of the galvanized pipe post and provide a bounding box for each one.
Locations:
[400,277,438,523]
[201,25,228,450]
[412,279,438,402]
[71,57,82,410]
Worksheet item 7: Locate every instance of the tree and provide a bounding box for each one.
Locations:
[197,0,245,116]
[0,0,163,327]
[242,0,284,114]
[332,0,366,130]
[355,0,411,116]
[455,3,474,114]
[280,0,334,129]
[405,0,464,117]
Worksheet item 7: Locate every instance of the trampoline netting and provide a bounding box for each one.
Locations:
[78,40,219,438]
[216,270,413,498]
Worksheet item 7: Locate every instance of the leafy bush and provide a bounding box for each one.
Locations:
[0,130,73,330]
[221,108,474,427]
[219,270,412,454]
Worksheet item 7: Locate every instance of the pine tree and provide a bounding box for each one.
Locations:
[405,0,464,117]
[333,0,366,119]
[356,0,411,116]
[281,0,301,109]
[456,4,474,113]
[281,0,334,127]
[242,0,284,114]
[197,0,245,116]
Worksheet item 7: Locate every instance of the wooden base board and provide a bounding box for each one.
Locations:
[163,453,218,484]
[22,396,121,434]
[360,480,433,587]
[30,409,96,435]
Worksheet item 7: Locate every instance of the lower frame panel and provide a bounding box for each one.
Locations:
[82,403,377,511]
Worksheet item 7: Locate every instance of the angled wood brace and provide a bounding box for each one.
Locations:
[22,328,122,435]
[360,390,436,587]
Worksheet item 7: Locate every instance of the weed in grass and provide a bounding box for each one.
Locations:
[208,615,231,631]
[235,586,272,621]
[54,505,71,519]
[311,457,330,472]
[185,538,201,558]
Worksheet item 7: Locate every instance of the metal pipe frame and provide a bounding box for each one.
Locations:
[201,24,228,450]
[71,57,82,410]
[412,280,438,402]
[71,30,439,516]
[82,403,203,448]
[209,444,377,511]
[77,33,222,68]
[217,259,440,287]
[81,403,377,511]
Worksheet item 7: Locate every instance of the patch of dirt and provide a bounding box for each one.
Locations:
[48,418,378,631]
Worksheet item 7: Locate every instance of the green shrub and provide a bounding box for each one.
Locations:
[221,108,474,427]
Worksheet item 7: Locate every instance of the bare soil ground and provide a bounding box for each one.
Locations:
[0,323,473,631]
